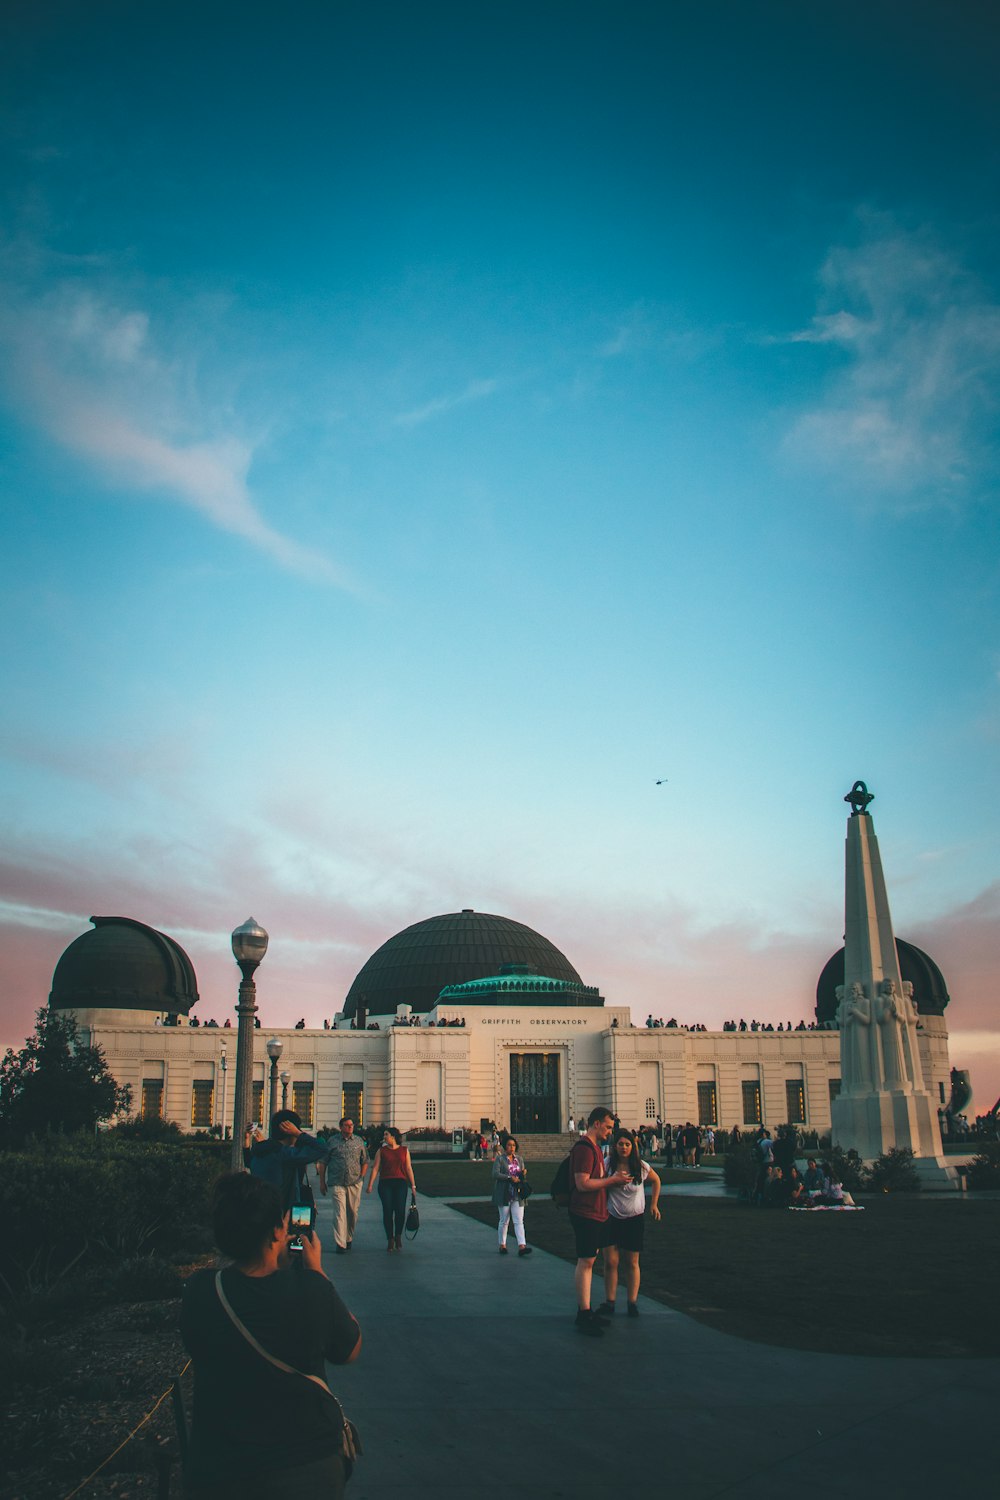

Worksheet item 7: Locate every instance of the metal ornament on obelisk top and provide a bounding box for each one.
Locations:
[831,783,957,1187]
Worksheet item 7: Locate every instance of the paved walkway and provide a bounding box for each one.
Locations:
[319,1189,999,1499]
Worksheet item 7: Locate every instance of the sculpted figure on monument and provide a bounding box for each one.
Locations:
[876,979,911,1090]
[836,981,873,1091]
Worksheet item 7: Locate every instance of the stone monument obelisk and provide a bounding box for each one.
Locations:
[830,782,956,1186]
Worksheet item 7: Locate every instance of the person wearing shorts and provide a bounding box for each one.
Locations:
[598,1129,661,1318]
[569,1107,632,1337]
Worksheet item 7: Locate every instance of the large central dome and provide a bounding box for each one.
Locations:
[342,908,583,1018]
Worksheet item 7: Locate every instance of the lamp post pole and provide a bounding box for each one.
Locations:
[219,1043,229,1139]
[280,1070,290,1109]
[266,1037,283,1122]
[230,918,269,1171]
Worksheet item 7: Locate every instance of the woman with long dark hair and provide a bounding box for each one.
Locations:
[598,1129,661,1317]
[366,1126,417,1251]
[180,1172,361,1499]
[491,1134,533,1256]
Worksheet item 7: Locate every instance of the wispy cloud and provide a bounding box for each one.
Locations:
[781,217,1000,504]
[393,377,499,427]
[0,268,357,587]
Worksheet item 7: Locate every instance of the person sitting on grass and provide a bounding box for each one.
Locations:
[786,1165,806,1206]
[803,1158,826,1195]
[762,1164,786,1208]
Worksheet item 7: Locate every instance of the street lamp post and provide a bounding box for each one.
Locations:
[266,1037,283,1122]
[280,1070,290,1109]
[219,1043,229,1139]
[230,918,269,1171]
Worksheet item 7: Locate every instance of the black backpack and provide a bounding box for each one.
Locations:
[550,1150,576,1208]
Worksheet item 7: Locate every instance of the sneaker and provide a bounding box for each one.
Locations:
[518,1245,532,1257]
[627,1302,639,1318]
[575,1310,605,1337]
[335,1246,347,1255]
[345,1241,352,1252]
[498,1245,508,1254]
[596,1300,615,1316]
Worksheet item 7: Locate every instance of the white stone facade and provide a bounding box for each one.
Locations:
[74,1001,952,1137]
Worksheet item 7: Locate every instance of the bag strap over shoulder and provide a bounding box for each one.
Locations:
[214,1272,333,1399]
[214,1273,362,1463]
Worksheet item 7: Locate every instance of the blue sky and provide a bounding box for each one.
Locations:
[2,2,998,1105]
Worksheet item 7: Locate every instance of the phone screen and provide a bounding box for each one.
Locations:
[289,1204,312,1233]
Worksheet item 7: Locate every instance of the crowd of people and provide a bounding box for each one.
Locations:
[721,1018,825,1032]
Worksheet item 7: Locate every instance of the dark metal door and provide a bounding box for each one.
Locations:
[509,1052,560,1134]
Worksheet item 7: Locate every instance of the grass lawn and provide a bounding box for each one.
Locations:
[448,1196,1000,1358]
[413,1160,713,1195]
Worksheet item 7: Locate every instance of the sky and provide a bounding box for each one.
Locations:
[1,2,998,1111]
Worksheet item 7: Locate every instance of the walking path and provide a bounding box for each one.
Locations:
[319,1189,999,1499]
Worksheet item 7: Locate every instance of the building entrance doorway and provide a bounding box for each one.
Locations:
[509,1052,560,1134]
[342,1083,363,1125]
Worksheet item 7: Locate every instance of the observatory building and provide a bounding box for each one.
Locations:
[50,875,957,1142]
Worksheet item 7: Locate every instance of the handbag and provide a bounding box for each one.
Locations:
[405,1200,420,1235]
[214,1273,362,1466]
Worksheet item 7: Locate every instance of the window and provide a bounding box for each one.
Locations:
[697,1081,717,1126]
[645,1097,656,1119]
[191,1080,214,1128]
[425,1098,436,1121]
[141,1079,163,1120]
[785,1080,806,1125]
[293,1082,314,1126]
[939,1081,946,1103]
[741,1081,761,1125]
[252,1082,264,1125]
[342,1083,363,1125]
[828,1078,841,1107]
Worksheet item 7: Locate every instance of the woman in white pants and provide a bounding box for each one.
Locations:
[491,1136,533,1257]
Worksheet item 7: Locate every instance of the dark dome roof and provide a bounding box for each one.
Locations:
[815,939,950,1025]
[343,909,583,1017]
[50,917,199,1015]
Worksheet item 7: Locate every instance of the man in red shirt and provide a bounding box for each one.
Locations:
[570,1106,632,1337]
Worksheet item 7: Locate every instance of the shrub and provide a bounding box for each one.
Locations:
[110,1114,184,1142]
[823,1146,864,1194]
[0,1136,220,1301]
[965,1143,1000,1190]
[862,1147,921,1193]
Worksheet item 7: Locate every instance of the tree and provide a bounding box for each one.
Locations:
[0,1009,132,1141]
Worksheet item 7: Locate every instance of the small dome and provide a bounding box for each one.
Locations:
[343,909,584,1018]
[49,916,199,1015]
[815,938,950,1025]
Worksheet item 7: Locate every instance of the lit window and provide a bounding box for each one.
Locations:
[697,1081,717,1126]
[292,1082,314,1126]
[741,1081,762,1125]
[785,1080,806,1125]
[141,1079,163,1121]
[191,1080,214,1128]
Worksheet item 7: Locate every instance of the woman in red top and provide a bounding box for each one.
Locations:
[366,1127,417,1252]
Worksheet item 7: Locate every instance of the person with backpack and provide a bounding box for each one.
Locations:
[568,1106,632,1337]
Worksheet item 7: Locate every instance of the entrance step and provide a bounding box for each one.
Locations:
[511,1133,577,1161]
